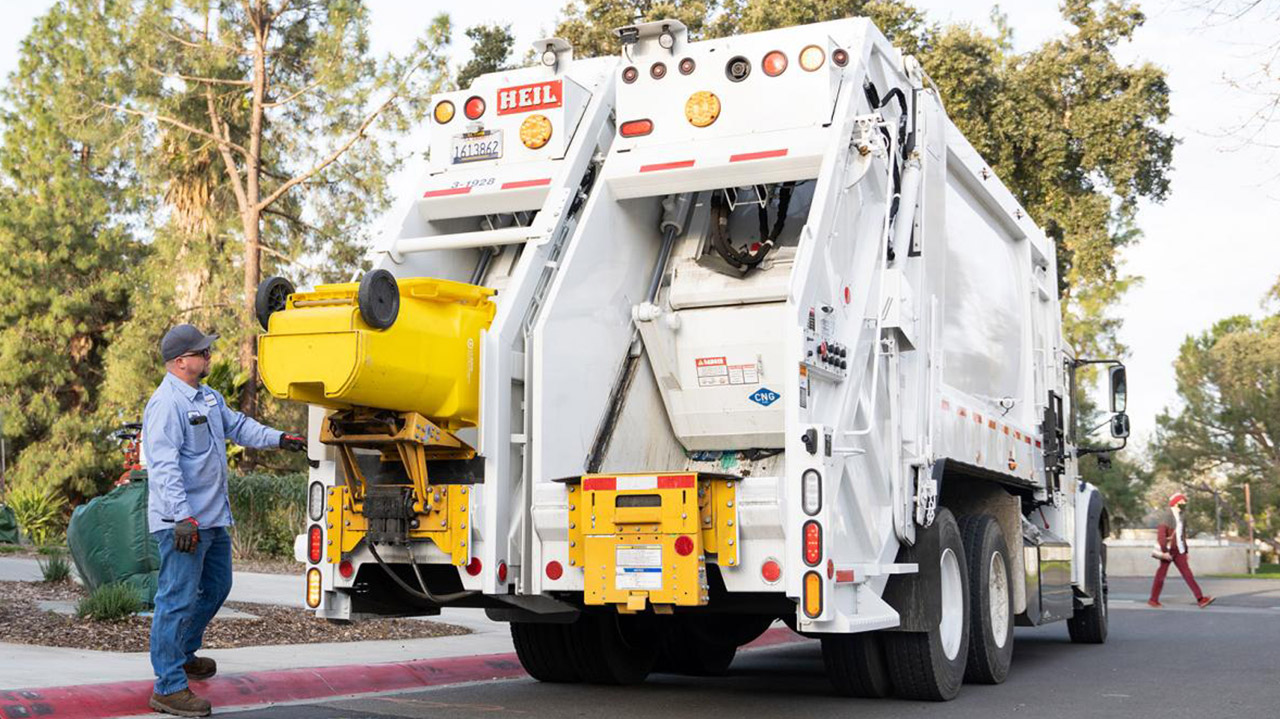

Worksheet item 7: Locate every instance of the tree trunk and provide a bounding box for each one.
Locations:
[240,212,261,419]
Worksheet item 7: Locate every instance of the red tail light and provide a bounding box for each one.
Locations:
[803,520,822,566]
[308,524,322,564]
[674,535,695,556]
[761,558,782,583]
[762,50,788,77]
[620,119,653,137]
[464,96,485,120]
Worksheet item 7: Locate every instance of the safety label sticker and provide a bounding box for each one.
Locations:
[750,387,780,406]
[695,356,728,387]
[616,545,662,590]
[727,363,760,385]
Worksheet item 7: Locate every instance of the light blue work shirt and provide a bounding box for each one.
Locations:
[143,372,283,532]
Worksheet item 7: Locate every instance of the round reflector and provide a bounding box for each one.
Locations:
[520,114,553,149]
[762,50,787,77]
[338,560,354,578]
[650,62,667,79]
[620,119,653,137]
[679,57,696,75]
[674,535,695,556]
[761,559,782,584]
[497,561,509,583]
[799,45,825,72]
[433,100,455,124]
[622,66,639,83]
[685,91,721,128]
[465,557,483,576]
[464,96,485,120]
[546,561,564,580]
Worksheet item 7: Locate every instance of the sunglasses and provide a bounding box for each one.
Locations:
[180,348,211,359]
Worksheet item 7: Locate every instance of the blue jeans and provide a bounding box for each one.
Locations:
[150,526,232,695]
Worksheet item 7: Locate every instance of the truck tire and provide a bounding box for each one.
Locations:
[884,508,969,701]
[654,616,738,676]
[821,631,894,698]
[568,612,658,685]
[1067,513,1108,644]
[958,514,1014,684]
[510,622,581,683]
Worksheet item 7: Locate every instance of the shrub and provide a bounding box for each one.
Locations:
[7,483,66,546]
[228,472,306,559]
[38,551,72,582]
[76,582,141,622]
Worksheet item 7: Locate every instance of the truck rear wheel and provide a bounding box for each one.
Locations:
[884,508,969,701]
[1067,512,1108,644]
[653,615,770,676]
[958,514,1014,684]
[568,612,658,685]
[821,631,894,698]
[510,621,581,683]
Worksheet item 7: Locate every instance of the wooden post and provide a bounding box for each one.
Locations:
[1244,483,1256,575]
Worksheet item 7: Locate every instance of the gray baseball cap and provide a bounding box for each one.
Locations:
[161,324,218,362]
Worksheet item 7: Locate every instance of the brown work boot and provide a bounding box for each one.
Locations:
[1198,596,1216,608]
[183,656,217,680]
[148,688,212,717]
[1147,600,1163,608]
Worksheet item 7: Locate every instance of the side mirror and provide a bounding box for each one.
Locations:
[1110,412,1130,439]
[1108,365,1127,413]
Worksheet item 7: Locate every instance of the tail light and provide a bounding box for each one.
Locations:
[762,50,788,77]
[546,561,564,580]
[678,57,696,75]
[622,66,639,83]
[520,114,552,149]
[620,119,654,137]
[307,482,325,521]
[674,535,695,556]
[464,96,485,120]
[650,62,667,79]
[833,48,849,67]
[799,45,825,72]
[803,571,822,618]
[308,524,323,564]
[306,568,322,608]
[803,520,822,566]
[433,100,455,124]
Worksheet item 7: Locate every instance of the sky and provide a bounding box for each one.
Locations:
[0,0,1277,451]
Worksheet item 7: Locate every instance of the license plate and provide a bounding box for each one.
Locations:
[452,130,503,164]
[615,544,662,590]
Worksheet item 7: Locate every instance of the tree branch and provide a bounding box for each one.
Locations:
[263,80,321,109]
[146,64,253,87]
[205,89,250,214]
[99,102,250,158]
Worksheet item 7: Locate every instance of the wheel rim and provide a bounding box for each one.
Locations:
[989,550,1010,648]
[939,547,963,661]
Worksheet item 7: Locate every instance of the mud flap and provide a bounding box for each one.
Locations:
[881,509,943,632]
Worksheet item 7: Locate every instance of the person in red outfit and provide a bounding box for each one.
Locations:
[1148,492,1215,608]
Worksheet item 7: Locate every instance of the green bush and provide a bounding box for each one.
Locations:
[0,544,21,555]
[6,483,66,546]
[76,582,142,622]
[38,551,72,582]
[228,472,306,559]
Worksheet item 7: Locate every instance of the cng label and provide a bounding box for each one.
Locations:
[750,387,780,406]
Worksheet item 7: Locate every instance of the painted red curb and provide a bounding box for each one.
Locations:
[0,628,807,719]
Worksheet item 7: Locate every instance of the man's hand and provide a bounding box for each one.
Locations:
[280,433,306,452]
[174,518,199,553]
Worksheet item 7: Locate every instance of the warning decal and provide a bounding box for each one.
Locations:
[727,363,760,385]
[696,357,728,387]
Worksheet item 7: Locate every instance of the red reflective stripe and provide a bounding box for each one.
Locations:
[501,178,552,190]
[835,569,855,583]
[422,186,472,198]
[730,148,788,163]
[1035,439,1043,448]
[657,474,695,489]
[639,159,695,173]
[1025,435,1033,445]
[582,477,616,492]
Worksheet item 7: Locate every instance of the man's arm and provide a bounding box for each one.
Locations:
[143,400,194,522]
[1157,523,1170,554]
[213,390,285,449]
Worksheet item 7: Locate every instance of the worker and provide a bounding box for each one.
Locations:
[143,324,307,718]
[1148,492,1215,609]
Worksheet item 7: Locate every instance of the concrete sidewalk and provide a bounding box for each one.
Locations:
[0,557,512,691]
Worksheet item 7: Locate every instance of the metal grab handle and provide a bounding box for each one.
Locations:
[388,225,541,261]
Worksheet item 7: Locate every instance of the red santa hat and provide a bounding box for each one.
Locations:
[1169,492,1188,507]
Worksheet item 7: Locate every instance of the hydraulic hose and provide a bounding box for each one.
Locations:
[367,541,474,604]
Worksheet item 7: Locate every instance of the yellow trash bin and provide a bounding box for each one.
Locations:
[258,275,496,430]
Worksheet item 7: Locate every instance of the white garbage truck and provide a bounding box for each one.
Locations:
[260,18,1130,702]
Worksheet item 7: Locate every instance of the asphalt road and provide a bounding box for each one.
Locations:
[223,578,1280,719]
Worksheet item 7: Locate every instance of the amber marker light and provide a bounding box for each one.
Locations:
[799,44,826,71]
[803,571,823,618]
[520,114,553,149]
[306,568,321,608]
[685,91,721,128]
[433,100,455,124]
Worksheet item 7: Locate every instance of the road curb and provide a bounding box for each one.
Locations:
[0,627,802,718]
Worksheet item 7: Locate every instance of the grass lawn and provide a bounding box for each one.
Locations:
[1209,562,1280,579]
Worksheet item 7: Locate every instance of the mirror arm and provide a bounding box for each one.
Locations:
[1076,435,1127,458]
